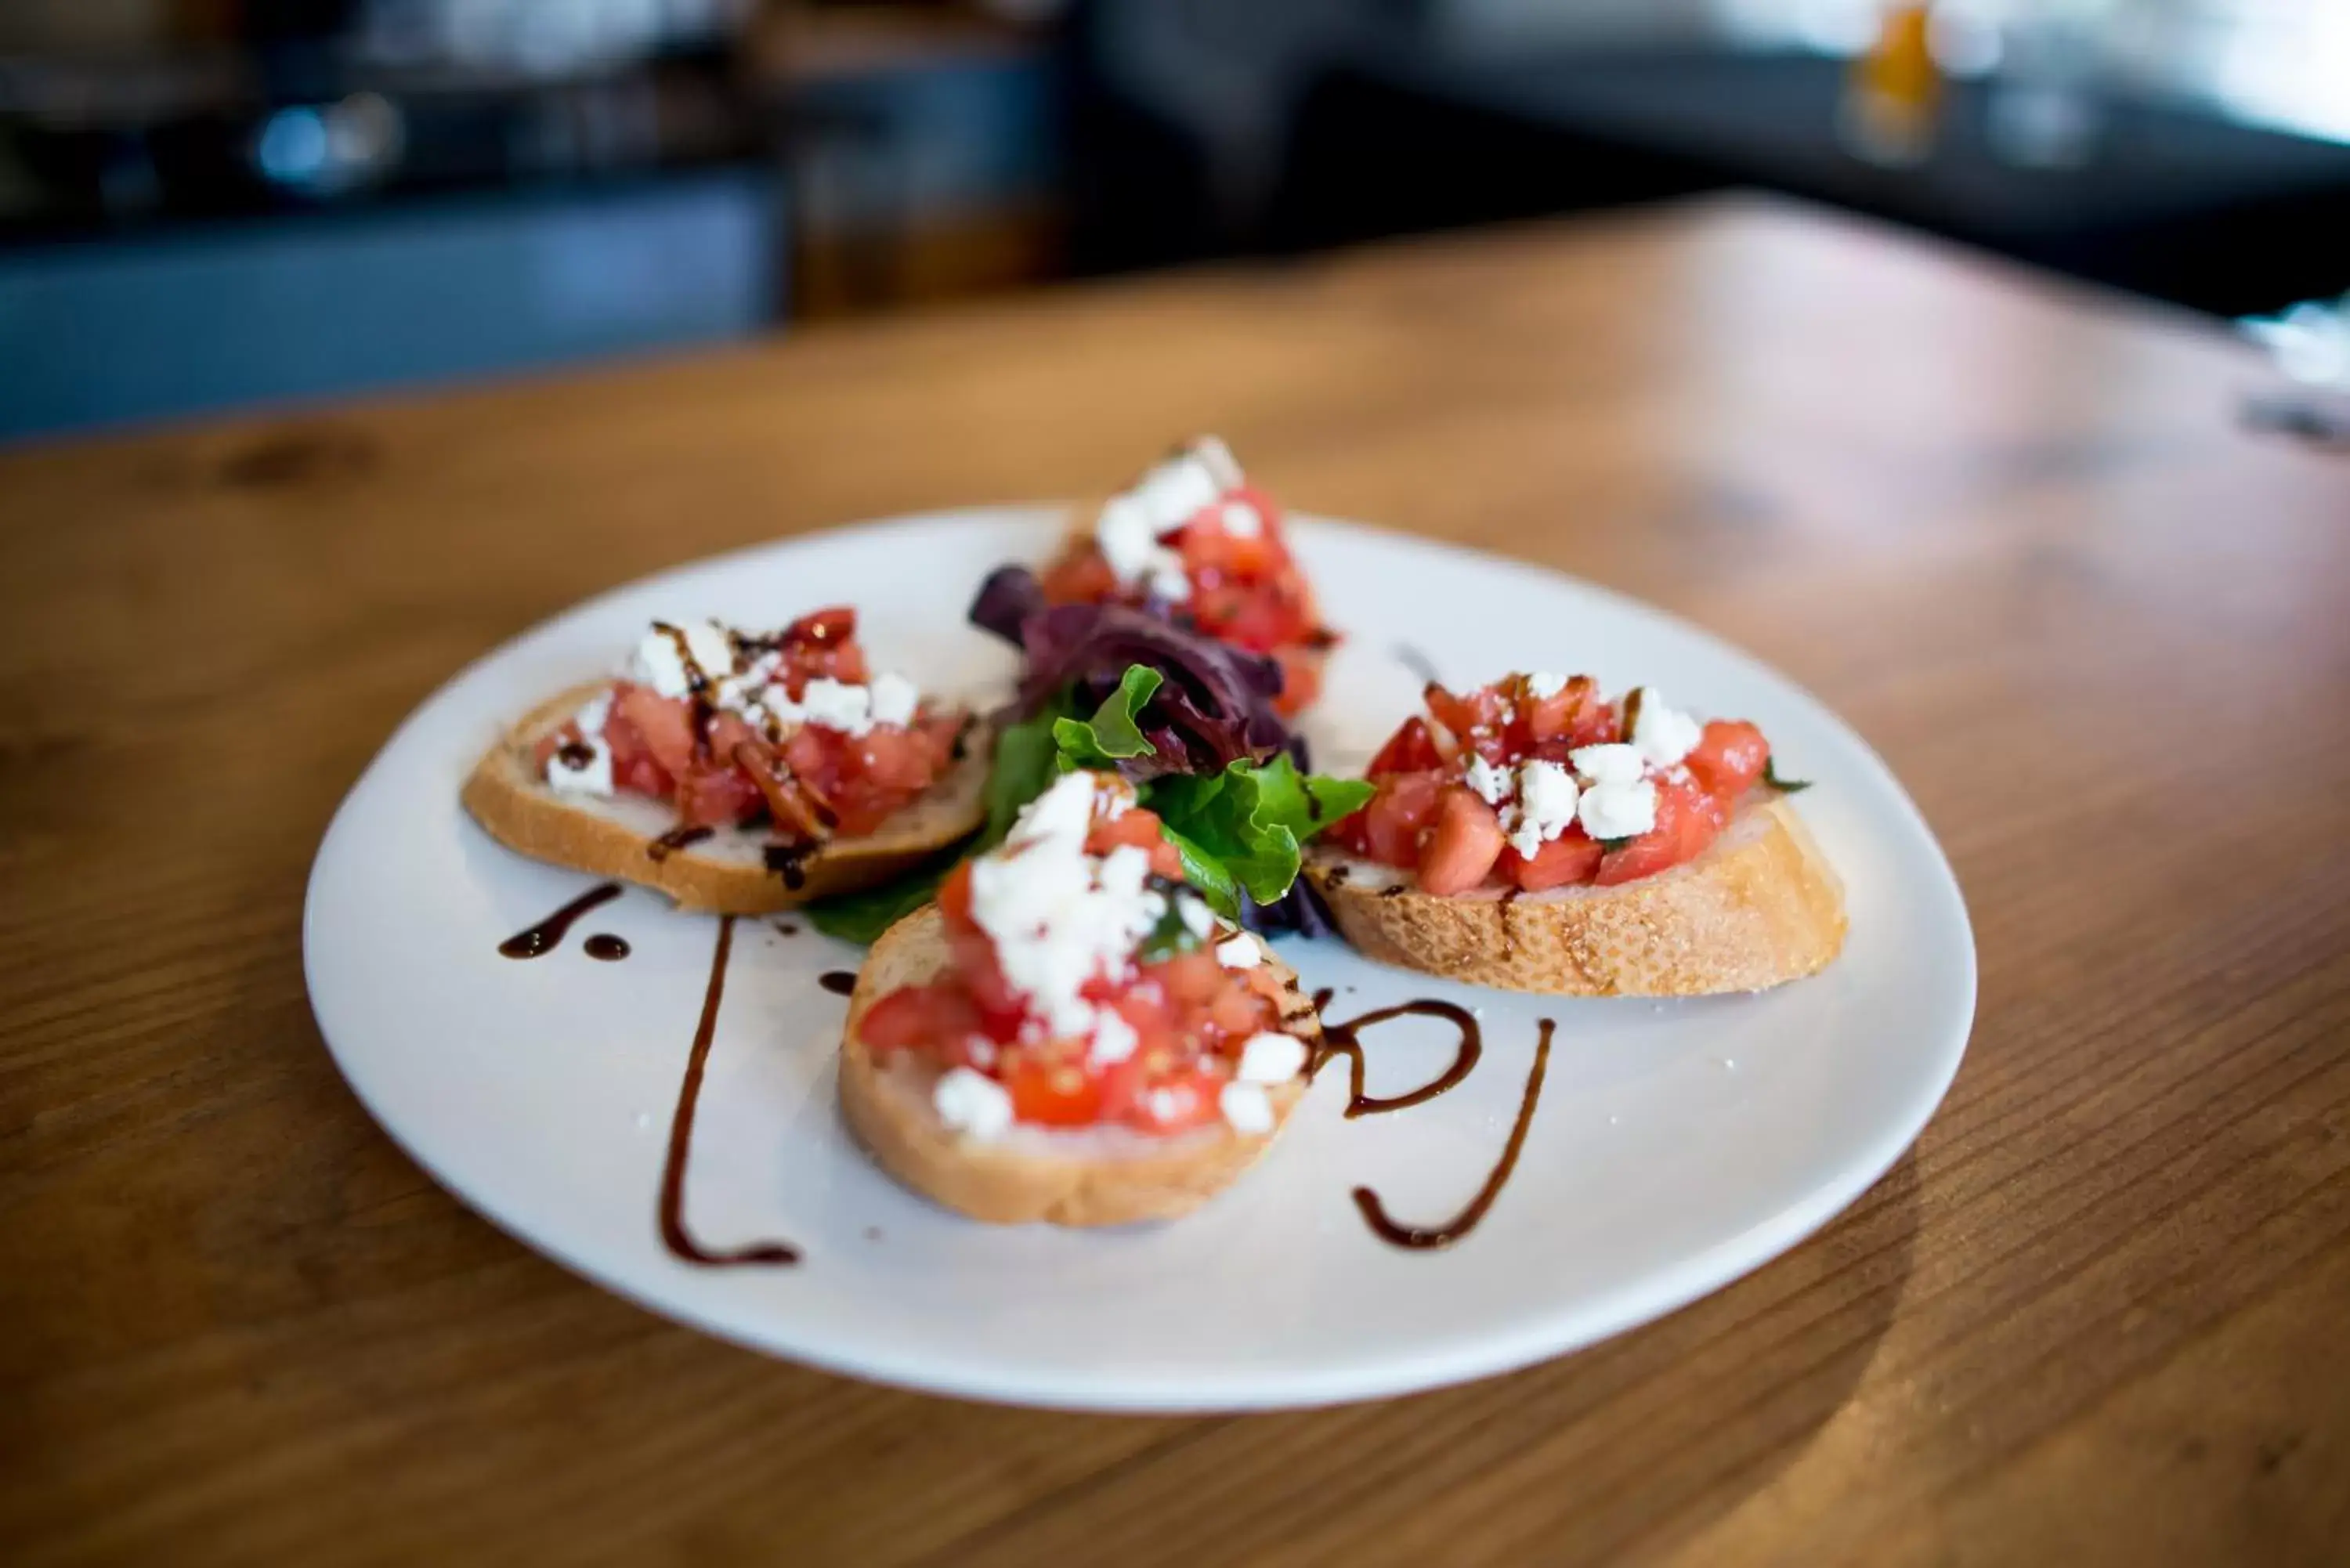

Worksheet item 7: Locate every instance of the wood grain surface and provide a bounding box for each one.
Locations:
[4,195,2347,1566]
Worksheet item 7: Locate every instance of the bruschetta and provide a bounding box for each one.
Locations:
[1034,437,1337,716]
[463,608,989,912]
[840,769,1323,1225]
[1305,674,1846,995]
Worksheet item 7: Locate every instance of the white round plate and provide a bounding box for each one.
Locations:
[304,509,1973,1411]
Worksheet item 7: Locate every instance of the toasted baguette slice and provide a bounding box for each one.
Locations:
[461,681,991,914]
[839,905,1321,1226]
[1305,796,1846,997]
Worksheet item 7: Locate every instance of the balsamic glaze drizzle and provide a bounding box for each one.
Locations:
[646,825,714,862]
[1351,1019,1554,1251]
[659,915,800,1267]
[497,883,623,959]
[818,970,857,995]
[1393,642,1442,686]
[1310,992,1484,1118]
[1307,988,1555,1251]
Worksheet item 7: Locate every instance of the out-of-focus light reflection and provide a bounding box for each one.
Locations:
[2242,298,2350,388]
[256,107,330,186]
[2208,5,2350,143]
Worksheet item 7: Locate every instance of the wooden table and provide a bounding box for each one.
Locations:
[5,196,2346,1566]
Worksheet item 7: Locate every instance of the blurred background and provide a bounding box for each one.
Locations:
[2,0,2345,440]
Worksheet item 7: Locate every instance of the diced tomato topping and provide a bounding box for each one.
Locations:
[1035,481,1333,715]
[1595,777,1727,887]
[1365,715,1444,776]
[859,981,982,1056]
[1684,719,1770,800]
[613,682,697,781]
[1419,786,1507,897]
[1001,1055,1105,1126]
[1333,768,1448,862]
[578,609,957,842]
[1271,645,1325,717]
[866,819,1296,1135]
[1346,676,1786,894]
[1103,1062,1224,1133]
[1500,829,1604,892]
[1086,805,1187,880]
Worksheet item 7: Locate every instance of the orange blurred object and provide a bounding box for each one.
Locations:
[1844,3,1943,166]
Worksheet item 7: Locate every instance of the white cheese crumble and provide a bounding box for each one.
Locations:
[1568,742,1646,786]
[1175,892,1216,940]
[933,1066,1014,1141]
[623,619,926,741]
[868,671,920,728]
[1506,759,1580,859]
[1578,778,1658,840]
[1236,1031,1307,1083]
[1097,497,1189,602]
[782,676,873,736]
[1220,1079,1276,1133]
[628,620,734,699]
[1088,1009,1139,1066]
[966,771,1166,1040]
[1464,753,1514,807]
[1091,438,1246,604]
[1629,688,1703,770]
[1524,671,1569,699]
[1220,498,1263,538]
[1215,933,1264,970]
[545,688,616,796]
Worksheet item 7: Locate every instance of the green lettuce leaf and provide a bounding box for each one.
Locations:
[803,663,1372,941]
[1050,665,1162,770]
[1140,755,1375,916]
[802,851,961,945]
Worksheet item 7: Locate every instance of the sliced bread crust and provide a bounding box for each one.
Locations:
[838,905,1321,1226]
[1305,796,1846,997]
[461,681,991,913]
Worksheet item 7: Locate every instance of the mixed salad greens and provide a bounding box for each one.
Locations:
[804,565,1368,943]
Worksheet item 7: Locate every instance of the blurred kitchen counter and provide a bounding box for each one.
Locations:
[4,193,2348,1566]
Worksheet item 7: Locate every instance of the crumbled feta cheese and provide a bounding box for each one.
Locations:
[1141,555,1191,603]
[792,677,873,735]
[1096,497,1192,603]
[1569,742,1647,786]
[1464,753,1515,807]
[1220,1080,1276,1133]
[573,688,613,739]
[1089,1010,1139,1066]
[1092,439,1248,605]
[1630,688,1703,770]
[545,689,616,796]
[1220,498,1263,538]
[1176,893,1216,939]
[1215,933,1263,970]
[967,771,1169,1039]
[1188,435,1243,490]
[711,649,782,714]
[1525,671,1569,700]
[934,1067,1014,1141]
[867,670,920,728]
[1236,1031,1307,1083]
[628,620,734,699]
[1097,496,1166,581]
[1506,759,1580,858]
[1578,779,1658,840]
[1130,444,1227,526]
